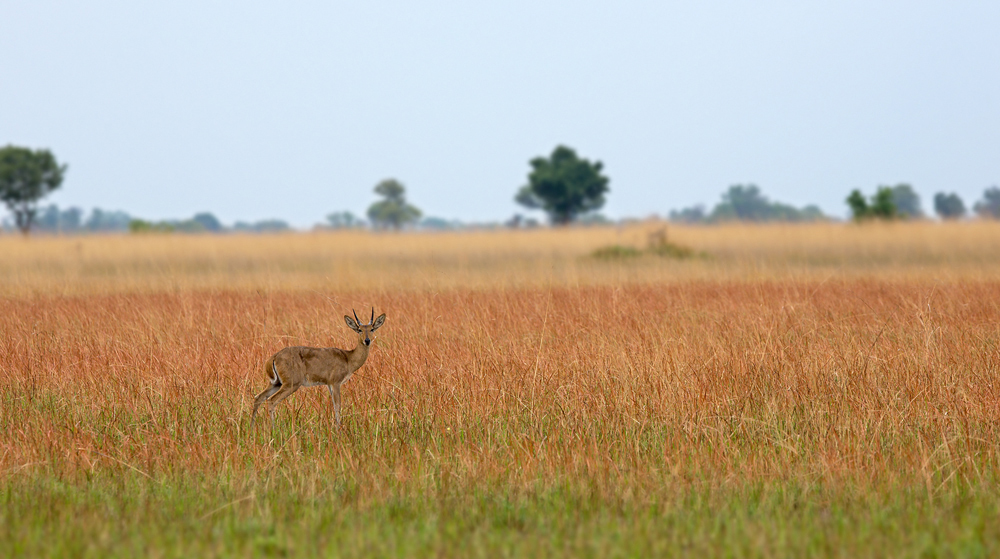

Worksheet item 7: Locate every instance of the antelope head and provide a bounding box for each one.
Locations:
[344,307,387,347]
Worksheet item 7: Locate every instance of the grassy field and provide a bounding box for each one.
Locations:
[3,221,1000,557]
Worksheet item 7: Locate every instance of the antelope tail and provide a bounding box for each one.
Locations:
[267,359,282,385]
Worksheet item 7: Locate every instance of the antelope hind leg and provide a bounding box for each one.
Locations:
[250,383,281,429]
[266,383,301,422]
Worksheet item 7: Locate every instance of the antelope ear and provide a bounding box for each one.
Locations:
[344,315,362,332]
[371,313,386,331]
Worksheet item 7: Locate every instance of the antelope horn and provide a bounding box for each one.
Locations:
[371,307,375,325]
[353,309,360,324]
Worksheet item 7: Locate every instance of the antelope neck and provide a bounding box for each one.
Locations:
[346,337,371,368]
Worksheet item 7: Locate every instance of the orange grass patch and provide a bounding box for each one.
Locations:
[3,280,999,501]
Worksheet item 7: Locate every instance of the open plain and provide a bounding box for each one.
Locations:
[2,221,1000,557]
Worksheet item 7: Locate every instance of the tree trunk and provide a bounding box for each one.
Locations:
[15,208,33,235]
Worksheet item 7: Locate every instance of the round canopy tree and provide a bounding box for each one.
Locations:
[0,145,67,235]
[367,179,421,230]
[515,145,609,225]
[933,192,966,220]
[974,186,1000,219]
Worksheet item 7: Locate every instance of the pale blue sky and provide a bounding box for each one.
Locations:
[2,1,998,226]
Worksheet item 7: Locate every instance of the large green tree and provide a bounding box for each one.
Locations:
[0,146,67,235]
[515,145,609,225]
[367,179,421,230]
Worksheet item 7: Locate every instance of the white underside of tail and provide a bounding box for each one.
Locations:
[269,361,282,385]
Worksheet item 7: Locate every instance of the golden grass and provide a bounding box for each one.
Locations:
[2,220,999,296]
[3,221,1000,555]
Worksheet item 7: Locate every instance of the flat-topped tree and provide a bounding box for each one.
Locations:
[0,146,67,235]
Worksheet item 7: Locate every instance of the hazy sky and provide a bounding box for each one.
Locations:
[2,1,998,227]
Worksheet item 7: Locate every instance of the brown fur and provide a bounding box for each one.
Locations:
[250,311,386,428]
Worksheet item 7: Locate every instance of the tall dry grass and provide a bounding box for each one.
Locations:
[2,220,1000,296]
[2,222,1000,556]
[4,281,999,488]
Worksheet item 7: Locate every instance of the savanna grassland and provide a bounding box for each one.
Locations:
[3,222,1000,557]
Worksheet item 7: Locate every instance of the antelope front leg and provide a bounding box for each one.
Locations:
[327,384,342,426]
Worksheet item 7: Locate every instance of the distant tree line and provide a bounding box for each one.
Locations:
[6,142,1000,234]
[847,184,1000,222]
[129,213,290,234]
[669,185,827,224]
[846,184,923,221]
[973,187,1000,219]
[6,205,293,234]
[667,183,1000,225]
[32,205,125,232]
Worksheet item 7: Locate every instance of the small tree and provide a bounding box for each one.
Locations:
[233,219,290,233]
[888,184,922,218]
[933,192,966,220]
[710,185,772,221]
[0,146,67,235]
[84,208,132,232]
[669,204,707,224]
[37,204,83,233]
[326,211,363,229]
[847,187,897,221]
[192,212,222,232]
[697,185,826,223]
[871,187,897,219]
[846,190,871,221]
[515,146,609,225]
[367,179,421,230]
[973,186,1000,219]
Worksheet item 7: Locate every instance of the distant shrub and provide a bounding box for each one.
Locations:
[128,219,174,234]
[420,217,459,230]
[129,214,234,234]
[647,241,696,259]
[646,227,699,259]
[233,219,291,233]
[592,227,702,260]
[591,245,643,259]
[847,187,898,221]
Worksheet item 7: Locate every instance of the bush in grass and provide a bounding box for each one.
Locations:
[592,227,700,260]
[591,245,643,259]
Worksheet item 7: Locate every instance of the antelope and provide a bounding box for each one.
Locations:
[250,308,386,429]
